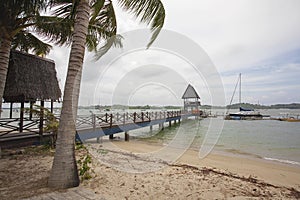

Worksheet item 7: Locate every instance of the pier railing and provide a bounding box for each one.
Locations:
[0,110,182,137]
[76,111,181,130]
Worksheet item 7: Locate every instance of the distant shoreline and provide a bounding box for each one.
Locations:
[2,102,300,110]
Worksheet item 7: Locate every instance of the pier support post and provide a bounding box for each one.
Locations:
[150,125,153,131]
[160,123,164,130]
[169,121,172,127]
[125,132,129,141]
[96,137,102,143]
[109,134,114,140]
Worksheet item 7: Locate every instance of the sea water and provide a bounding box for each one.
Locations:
[129,109,300,166]
[202,118,300,165]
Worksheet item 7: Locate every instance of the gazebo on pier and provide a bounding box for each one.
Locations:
[182,84,201,114]
[1,50,61,134]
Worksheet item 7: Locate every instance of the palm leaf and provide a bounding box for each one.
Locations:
[52,0,77,19]
[12,31,52,55]
[34,15,74,46]
[117,0,165,47]
[94,34,123,59]
[88,0,118,53]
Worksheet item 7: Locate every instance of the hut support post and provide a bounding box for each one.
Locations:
[19,102,24,132]
[50,100,54,113]
[39,101,44,135]
[29,102,33,120]
[109,134,114,140]
[10,102,13,119]
[169,121,172,127]
[150,125,153,131]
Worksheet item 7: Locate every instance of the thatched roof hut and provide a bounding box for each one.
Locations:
[182,84,200,99]
[182,84,201,112]
[3,50,61,103]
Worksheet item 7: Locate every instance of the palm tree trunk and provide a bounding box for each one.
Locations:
[48,0,90,189]
[0,38,12,114]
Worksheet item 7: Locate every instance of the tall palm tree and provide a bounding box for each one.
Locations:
[48,0,165,188]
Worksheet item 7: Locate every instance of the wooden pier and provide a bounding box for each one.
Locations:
[0,110,194,148]
[76,110,186,142]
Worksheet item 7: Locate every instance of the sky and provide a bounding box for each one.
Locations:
[48,0,300,106]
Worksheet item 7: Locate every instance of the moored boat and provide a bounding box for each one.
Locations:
[225,73,269,120]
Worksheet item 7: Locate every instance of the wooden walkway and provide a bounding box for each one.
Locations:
[23,187,105,200]
[76,111,186,142]
[0,110,196,148]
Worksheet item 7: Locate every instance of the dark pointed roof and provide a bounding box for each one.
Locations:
[182,84,200,99]
[3,50,61,103]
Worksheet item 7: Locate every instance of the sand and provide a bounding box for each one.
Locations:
[98,140,300,189]
[0,141,300,199]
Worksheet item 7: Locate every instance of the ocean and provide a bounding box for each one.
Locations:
[122,109,300,166]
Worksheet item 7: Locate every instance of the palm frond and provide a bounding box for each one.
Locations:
[90,0,105,23]
[117,0,165,47]
[87,0,117,53]
[52,0,77,19]
[95,34,123,59]
[12,31,52,55]
[34,15,73,46]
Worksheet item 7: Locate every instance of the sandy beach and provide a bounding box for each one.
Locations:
[101,140,300,189]
[0,140,300,199]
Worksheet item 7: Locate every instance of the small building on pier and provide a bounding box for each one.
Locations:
[182,84,201,114]
[2,50,61,133]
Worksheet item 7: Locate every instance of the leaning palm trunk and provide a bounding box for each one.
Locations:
[48,0,90,188]
[0,38,12,113]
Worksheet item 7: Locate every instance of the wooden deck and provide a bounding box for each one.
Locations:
[23,187,105,200]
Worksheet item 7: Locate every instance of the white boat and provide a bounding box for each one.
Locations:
[225,73,269,120]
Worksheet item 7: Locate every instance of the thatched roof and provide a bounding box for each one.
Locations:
[182,84,200,99]
[3,50,61,103]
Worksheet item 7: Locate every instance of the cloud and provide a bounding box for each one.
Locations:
[164,0,300,72]
[47,0,300,106]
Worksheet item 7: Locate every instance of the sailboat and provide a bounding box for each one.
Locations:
[225,73,268,120]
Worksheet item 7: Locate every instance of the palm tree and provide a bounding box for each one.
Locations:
[48,0,165,188]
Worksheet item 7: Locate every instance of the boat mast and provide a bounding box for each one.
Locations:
[239,73,241,108]
[226,73,240,114]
